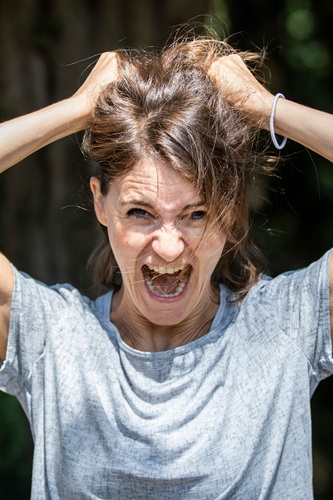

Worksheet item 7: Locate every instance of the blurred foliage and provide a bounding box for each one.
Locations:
[1,0,333,498]
[0,393,33,499]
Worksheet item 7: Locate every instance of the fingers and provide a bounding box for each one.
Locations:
[70,51,119,123]
[73,52,119,105]
[208,54,274,125]
[209,54,264,101]
[88,52,119,89]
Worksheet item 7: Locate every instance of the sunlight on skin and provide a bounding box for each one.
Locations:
[90,158,227,351]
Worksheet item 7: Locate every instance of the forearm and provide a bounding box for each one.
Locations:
[209,54,333,163]
[0,52,119,174]
[0,95,90,174]
[237,92,333,163]
[273,98,333,162]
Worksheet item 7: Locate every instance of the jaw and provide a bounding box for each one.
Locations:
[112,267,220,346]
[114,258,219,326]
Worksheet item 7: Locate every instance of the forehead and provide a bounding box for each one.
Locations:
[112,158,203,208]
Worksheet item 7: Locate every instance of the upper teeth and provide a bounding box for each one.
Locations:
[147,264,185,275]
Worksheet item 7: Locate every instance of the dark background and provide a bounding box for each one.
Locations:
[1,0,333,498]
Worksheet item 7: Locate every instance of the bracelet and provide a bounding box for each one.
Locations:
[270,93,287,150]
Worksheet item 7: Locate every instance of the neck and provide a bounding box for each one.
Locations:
[110,288,220,352]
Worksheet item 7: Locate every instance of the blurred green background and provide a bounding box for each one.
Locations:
[1,0,333,498]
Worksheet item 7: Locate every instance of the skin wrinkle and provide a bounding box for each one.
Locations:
[1,34,333,499]
[112,219,229,290]
[91,157,226,352]
[83,41,268,299]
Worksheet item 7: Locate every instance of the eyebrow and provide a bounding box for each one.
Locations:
[120,199,206,210]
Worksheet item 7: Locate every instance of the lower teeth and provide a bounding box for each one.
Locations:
[146,278,187,297]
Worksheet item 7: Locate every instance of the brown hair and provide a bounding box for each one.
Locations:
[82,34,273,299]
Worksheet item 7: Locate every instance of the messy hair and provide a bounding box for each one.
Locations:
[82,32,274,299]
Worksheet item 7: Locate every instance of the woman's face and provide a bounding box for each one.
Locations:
[91,158,227,326]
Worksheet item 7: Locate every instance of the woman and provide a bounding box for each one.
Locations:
[0,36,332,499]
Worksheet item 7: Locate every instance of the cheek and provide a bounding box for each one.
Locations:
[107,223,151,269]
[199,233,226,267]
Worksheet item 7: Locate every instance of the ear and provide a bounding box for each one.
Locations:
[90,177,107,226]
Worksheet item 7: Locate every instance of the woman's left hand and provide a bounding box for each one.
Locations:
[208,54,274,130]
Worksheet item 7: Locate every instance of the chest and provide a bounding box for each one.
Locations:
[30,314,313,498]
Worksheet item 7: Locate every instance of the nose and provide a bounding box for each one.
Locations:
[151,225,185,262]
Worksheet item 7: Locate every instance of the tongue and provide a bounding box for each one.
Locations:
[151,273,180,295]
[145,268,182,295]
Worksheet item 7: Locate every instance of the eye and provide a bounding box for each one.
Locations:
[190,210,207,221]
[127,208,151,220]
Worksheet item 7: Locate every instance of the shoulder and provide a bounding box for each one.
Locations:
[244,249,331,306]
[10,267,104,331]
[236,250,331,356]
[11,267,116,329]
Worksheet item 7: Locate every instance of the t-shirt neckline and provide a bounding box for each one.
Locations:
[100,284,234,358]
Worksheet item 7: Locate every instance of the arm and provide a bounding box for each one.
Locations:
[273,98,333,163]
[209,54,333,343]
[0,52,118,174]
[209,54,333,162]
[0,52,118,360]
[272,99,333,343]
[0,253,13,360]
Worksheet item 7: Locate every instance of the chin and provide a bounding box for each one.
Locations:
[140,303,190,327]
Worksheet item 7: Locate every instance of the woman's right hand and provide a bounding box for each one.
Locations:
[72,51,119,126]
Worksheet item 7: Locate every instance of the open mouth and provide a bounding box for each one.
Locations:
[141,264,191,298]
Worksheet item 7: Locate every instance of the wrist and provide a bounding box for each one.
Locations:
[62,95,93,133]
[269,93,288,150]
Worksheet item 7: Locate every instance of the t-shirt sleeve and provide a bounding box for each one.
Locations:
[0,267,78,398]
[257,249,333,387]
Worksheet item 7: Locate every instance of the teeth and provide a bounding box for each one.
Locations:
[145,277,187,298]
[142,264,190,298]
[147,264,185,274]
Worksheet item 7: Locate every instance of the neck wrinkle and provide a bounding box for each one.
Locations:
[110,288,220,353]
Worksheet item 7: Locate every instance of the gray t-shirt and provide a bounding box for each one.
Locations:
[0,251,332,499]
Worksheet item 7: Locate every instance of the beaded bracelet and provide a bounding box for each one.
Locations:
[270,93,288,150]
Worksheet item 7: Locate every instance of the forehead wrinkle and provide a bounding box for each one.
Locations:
[119,198,206,211]
[115,162,204,214]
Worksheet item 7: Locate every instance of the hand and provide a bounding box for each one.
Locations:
[208,54,274,129]
[73,51,119,122]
